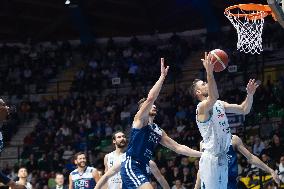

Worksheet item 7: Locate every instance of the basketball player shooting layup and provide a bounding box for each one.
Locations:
[118,58,202,189]
[194,135,280,189]
[190,52,259,189]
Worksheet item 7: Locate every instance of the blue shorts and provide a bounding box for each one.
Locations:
[120,156,150,189]
[227,178,237,189]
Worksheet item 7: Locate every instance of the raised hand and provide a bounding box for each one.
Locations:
[201,52,214,74]
[246,79,260,95]
[160,58,169,77]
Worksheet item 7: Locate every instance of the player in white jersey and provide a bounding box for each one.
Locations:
[190,52,259,189]
[104,131,127,189]
[69,152,100,189]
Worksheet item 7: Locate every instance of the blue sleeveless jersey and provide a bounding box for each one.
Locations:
[126,123,162,164]
[227,145,238,189]
[70,166,96,189]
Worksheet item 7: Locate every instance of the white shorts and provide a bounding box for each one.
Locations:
[199,152,228,189]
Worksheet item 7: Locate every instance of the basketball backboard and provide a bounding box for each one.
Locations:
[267,0,284,28]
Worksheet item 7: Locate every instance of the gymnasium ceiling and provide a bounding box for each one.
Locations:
[0,0,268,42]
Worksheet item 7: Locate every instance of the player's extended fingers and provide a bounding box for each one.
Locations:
[160,58,165,73]
[210,54,214,64]
[165,66,169,73]
[249,79,253,84]
[161,57,164,66]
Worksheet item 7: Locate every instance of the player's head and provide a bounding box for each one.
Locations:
[112,131,127,149]
[55,173,65,186]
[190,79,208,101]
[18,167,28,179]
[138,98,157,117]
[74,152,87,168]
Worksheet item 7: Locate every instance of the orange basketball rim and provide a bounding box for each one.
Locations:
[224,4,277,21]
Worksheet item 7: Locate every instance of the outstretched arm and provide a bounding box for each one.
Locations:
[69,175,73,189]
[149,161,170,189]
[222,79,259,115]
[160,131,202,157]
[233,135,280,185]
[198,52,219,116]
[92,169,101,183]
[94,163,121,189]
[133,58,169,129]
[104,154,108,173]
[194,170,201,189]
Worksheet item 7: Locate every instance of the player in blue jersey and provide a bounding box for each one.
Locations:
[0,99,26,189]
[194,135,280,189]
[69,152,100,189]
[120,58,202,189]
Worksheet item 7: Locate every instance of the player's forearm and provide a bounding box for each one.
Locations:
[147,75,166,102]
[156,176,170,189]
[95,165,119,189]
[177,145,202,157]
[194,170,201,189]
[94,175,108,189]
[241,94,253,115]
[207,73,219,100]
[250,155,274,174]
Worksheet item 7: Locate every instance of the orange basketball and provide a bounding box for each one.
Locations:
[209,49,229,72]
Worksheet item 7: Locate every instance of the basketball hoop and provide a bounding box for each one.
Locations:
[224,4,276,54]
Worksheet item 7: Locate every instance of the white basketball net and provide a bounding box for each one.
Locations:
[225,9,266,54]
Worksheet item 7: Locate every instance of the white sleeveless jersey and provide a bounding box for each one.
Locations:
[70,166,96,189]
[106,151,126,189]
[196,100,231,155]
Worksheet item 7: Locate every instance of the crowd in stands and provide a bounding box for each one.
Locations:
[0,23,284,189]
[71,35,190,93]
[0,40,73,96]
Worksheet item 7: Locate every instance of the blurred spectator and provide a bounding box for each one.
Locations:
[62,145,74,161]
[181,167,194,188]
[253,136,265,156]
[171,179,186,189]
[269,135,284,162]
[261,154,276,171]
[51,173,68,189]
